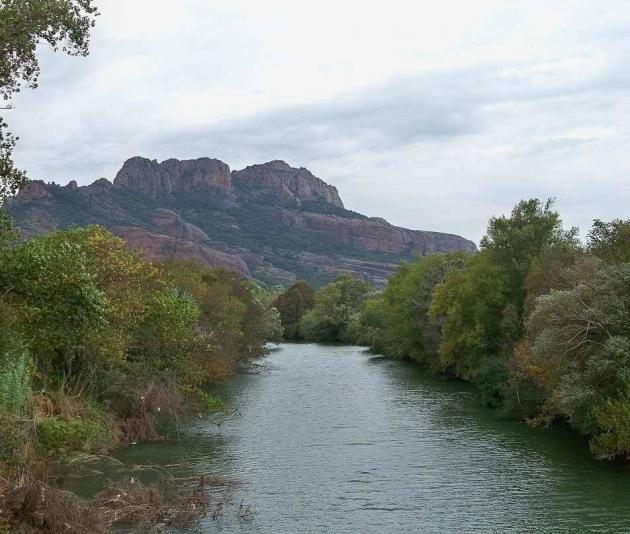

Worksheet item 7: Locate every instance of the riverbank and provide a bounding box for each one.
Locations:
[0,225,282,532]
[276,201,630,463]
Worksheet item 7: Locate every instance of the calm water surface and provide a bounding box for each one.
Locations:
[76,344,630,533]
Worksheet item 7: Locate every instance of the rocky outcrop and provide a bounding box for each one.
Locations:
[274,209,476,256]
[232,160,344,208]
[13,181,53,201]
[113,227,251,277]
[151,209,209,242]
[7,156,476,287]
[114,156,231,196]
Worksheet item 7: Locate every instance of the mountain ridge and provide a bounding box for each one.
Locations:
[7,156,476,286]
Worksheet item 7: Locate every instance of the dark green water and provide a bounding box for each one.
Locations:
[71,344,630,532]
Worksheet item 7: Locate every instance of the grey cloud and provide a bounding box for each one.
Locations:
[8,2,630,244]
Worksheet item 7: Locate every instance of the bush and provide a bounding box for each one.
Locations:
[0,412,32,466]
[590,394,630,459]
[36,415,115,454]
[0,346,31,416]
[203,392,227,413]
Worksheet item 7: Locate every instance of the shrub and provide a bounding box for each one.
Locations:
[203,392,227,413]
[36,415,115,454]
[0,346,31,416]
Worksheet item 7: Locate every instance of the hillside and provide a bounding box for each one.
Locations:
[6,157,477,286]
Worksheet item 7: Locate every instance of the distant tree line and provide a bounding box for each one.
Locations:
[275,199,630,461]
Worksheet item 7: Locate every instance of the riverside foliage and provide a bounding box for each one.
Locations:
[282,199,630,461]
[0,222,281,480]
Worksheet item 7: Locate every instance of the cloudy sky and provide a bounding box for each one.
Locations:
[9,0,630,242]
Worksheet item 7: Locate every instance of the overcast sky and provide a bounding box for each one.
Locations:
[9,0,630,243]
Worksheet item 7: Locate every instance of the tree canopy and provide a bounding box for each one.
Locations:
[273,281,315,340]
[299,274,372,343]
[310,198,630,461]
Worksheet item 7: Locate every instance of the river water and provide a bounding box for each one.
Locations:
[75,344,630,533]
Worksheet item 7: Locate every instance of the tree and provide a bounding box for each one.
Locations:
[513,257,630,459]
[430,199,577,406]
[162,259,280,376]
[0,207,16,248]
[0,229,108,386]
[481,198,578,325]
[352,296,386,349]
[273,281,315,340]
[0,0,99,203]
[300,275,372,343]
[588,218,630,264]
[430,252,512,404]
[356,252,467,366]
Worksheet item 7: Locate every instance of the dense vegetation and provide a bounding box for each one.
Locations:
[273,275,372,343]
[273,281,315,340]
[298,275,372,343]
[282,200,630,462]
[0,219,282,530]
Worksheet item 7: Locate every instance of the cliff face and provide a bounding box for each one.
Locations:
[232,160,344,208]
[114,157,231,196]
[7,156,476,287]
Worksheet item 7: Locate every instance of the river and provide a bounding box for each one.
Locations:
[72,343,630,533]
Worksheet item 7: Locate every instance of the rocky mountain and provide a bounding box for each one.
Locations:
[6,157,477,287]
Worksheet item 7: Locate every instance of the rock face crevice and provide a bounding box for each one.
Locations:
[7,156,476,287]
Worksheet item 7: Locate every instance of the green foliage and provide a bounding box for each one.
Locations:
[133,288,202,375]
[588,218,630,264]
[0,345,31,416]
[480,198,578,323]
[0,229,108,383]
[162,259,280,377]
[431,254,509,371]
[300,275,372,342]
[514,257,630,458]
[358,253,467,366]
[590,392,630,459]
[36,415,112,454]
[266,305,284,342]
[274,281,315,340]
[349,200,630,460]
[0,116,27,203]
[430,199,577,405]
[0,0,99,98]
[203,392,227,413]
[0,222,281,479]
[351,297,386,350]
[0,207,17,248]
